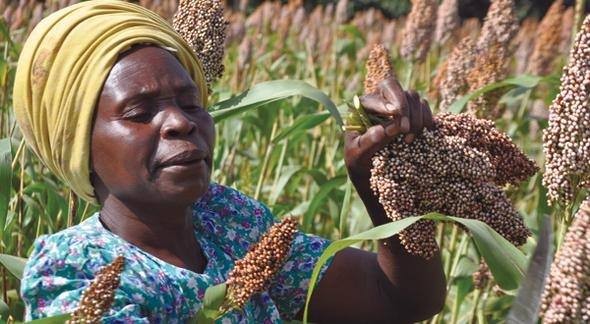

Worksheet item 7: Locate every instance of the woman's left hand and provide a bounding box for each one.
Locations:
[344,77,434,223]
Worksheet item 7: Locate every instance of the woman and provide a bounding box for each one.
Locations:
[13,1,446,322]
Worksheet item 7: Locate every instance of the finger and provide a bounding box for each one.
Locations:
[359,94,400,116]
[408,91,424,134]
[357,120,402,157]
[379,77,409,130]
[421,99,434,130]
[344,130,361,150]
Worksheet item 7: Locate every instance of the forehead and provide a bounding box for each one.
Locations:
[102,45,200,101]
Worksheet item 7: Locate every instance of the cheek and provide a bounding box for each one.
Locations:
[91,122,155,189]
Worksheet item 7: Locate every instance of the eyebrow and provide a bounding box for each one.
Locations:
[122,83,200,105]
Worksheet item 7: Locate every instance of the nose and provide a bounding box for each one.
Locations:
[160,105,196,139]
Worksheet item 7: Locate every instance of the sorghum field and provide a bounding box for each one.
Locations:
[0,0,589,322]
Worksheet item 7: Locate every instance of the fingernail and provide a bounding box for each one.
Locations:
[401,117,410,132]
[386,103,396,112]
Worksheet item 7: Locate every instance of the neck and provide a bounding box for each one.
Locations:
[99,195,195,252]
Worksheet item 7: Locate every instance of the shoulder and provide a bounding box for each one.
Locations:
[192,183,275,256]
[25,215,123,275]
[21,215,129,318]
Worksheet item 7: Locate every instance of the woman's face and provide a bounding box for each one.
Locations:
[91,46,215,207]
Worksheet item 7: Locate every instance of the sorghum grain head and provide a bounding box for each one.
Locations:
[542,15,590,206]
[364,44,395,94]
[541,198,590,323]
[400,0,437,63]
[528,0,565,76]
[439,36,476,111]
[225,217,298,310]
[364,45,534,258]
[466,42,508,119]
[476,0,518,52]
[173,0,228,91]
[434,0,459,45]
[68,256,125,324]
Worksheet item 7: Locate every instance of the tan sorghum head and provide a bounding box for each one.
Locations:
[514,17,538,74]
[528,0,565,76]
[560,7,575,56]
[400,0,437,63]
[542,15,590,206]
[364,47,535,258]
[439,36,477,111]
[225,217,298,310]
[434,0,459,45]
[173,0,228,91]
[68,256,125,324]
[364,44,395,94]
[370,113,535,258]
[466,42,508,120]
[476,0,518,52]
[541,198,590,323]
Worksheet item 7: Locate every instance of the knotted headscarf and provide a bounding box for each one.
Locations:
[13,0,208,204]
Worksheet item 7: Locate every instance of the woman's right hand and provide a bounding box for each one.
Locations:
[343,77,434,224]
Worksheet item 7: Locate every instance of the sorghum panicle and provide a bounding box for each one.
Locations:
[173,0,228,90]
[542,15,590,206]
[365,47,535,258]
[466,43,508,119]
[67,256,125,324]
[400,0,437,63]
[476,0,518,52]
[528,0,565,76]
[225,217,298,310]
[541,198,590,323]
[514,18,537,74]
[364,44,395,94]
[434,0,459,45]
[370,114,534,258]
[560,7,575,55]
[439,36,476,111]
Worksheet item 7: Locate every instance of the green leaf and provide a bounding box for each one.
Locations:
[271,112,330,144]
[302,175,347,232]
[449,75,543,114]
[26,313,71,323]
[0,299,8,320]
[269,165,303,205]
[0,138,11,236]
[303,213,528,323]
[303,216,425,323]
[0,254,27,280]
[433,215,527,290]
[195,283,227,324]
[506,216,553,324]
[209,80,342,126]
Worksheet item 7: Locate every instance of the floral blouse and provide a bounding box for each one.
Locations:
[21,183,332,323]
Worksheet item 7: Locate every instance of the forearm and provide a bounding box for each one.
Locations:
[353,175,447,321]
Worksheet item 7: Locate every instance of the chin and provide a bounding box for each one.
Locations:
[160,177,210,205]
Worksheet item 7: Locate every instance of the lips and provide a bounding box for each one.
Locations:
[156,149,208,169]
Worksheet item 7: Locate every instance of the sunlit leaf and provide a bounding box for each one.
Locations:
[449,75,543,114]
[303,213,527,323]
[209,80,342,126]
[0,254,27,280]
[302,175,347,232]
[271,112,330,144]
[194,283,227,324]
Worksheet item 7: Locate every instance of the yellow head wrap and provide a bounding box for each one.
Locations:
[13,0,208,204]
